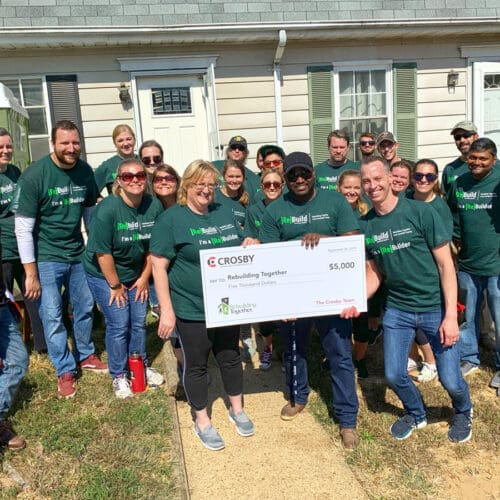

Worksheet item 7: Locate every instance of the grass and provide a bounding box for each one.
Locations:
[305,329,500,500]
[0,313,181,499]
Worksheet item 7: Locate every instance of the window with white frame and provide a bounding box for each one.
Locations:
[334,63,392,161]
[1,77,51,161]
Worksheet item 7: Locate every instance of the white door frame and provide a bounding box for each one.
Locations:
[117,55,220,158]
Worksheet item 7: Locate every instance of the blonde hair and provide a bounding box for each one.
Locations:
[222,159,249,206]
[261,167,284,185]
[112,124,135,144]
[111,158,146,196]
[177,160,219,206]
[338,169,369,216]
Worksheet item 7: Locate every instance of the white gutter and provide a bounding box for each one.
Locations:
[273,29,287,148]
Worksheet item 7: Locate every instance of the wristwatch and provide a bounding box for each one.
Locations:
[109,283,122,290]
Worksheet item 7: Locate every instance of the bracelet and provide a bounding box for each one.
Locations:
[109,283,122,290]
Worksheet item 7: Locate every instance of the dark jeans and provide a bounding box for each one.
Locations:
[176,317,242,411]
[2,259,46,351]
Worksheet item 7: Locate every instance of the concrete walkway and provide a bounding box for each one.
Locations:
[164,344,367,499]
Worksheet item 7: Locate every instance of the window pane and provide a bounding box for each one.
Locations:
[356,94,369,116]
[370,93,386,115]
[339,72,353,95]
[29,137,50,162]
[1,80,21,102]
[152,87,191,115]
[22,79,44,106]
[355,71,369,94]
[339,95,354,118]
[370,118,387,135]
[371,70,386,93]
[27,108,48,135]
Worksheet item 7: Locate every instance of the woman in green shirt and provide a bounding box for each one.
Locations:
[151,160,254,451]
[84,159,164,399]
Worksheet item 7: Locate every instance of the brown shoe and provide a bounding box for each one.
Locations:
[280,402,306,421]
[340,428,359,449]
[58,372,77,399]
[0,421,26,451]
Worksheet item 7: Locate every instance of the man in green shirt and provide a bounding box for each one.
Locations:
[446,138,500,390]
[14,120,107,399]
[355,155,472,443]
[314,129,359,192]
[260,151,361,449]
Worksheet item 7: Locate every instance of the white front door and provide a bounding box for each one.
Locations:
[472,62,500,146]
[136,74,210,175]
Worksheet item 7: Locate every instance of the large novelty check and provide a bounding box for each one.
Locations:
[200,235,366,328]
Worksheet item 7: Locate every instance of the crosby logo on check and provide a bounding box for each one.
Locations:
[207,254,255,268]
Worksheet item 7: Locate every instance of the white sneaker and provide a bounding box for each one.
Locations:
[146,367,165,387]
[417,362,437,383]
[113,376,133,399]
[407,358,419,372]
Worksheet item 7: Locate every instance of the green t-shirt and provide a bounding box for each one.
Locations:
[0,164,21,261]
[314,159,360,192]
[363,197,449,311]
[244,199,267,239]
[13,155,98,262]
[446,168,500,276]
[150,203,243,321]
[83,194,163,282]
[212,159,260,202]
[259,189,359,243]
[407,193,453,241]
[214,190,247,228]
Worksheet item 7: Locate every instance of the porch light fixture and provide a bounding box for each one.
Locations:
[447,70,459,90]
[119,83,132,106]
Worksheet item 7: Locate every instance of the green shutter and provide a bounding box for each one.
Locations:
[393,63,417,161]
[308,65,334,165]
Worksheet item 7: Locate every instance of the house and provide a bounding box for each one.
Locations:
[0,3,499,173]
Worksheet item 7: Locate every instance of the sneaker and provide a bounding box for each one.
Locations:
[0,421,26,451]
[367,326,382,346]
[390,414,427,440]
[57,372,76,399]
[340,428,359,449]
[146,367,165,387]
[150,305,160,320]
[416,362,437,383]
[354,358,369,379]
[460,361,479,377]
[448,412,472,443]
[280,402,306,421]
[80,353,108,373]
[407,357,419,373]
[228,408,255,437]
[241,337,256,361]
[193,422,225,451]
[489,370,500,388]
[259,347,272,370]
[113,375,133,399]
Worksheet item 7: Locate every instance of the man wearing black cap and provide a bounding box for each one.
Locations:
[259,151,361,449]
[212,135,260,200]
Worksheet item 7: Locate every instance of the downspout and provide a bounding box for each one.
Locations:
[273,29,287,148]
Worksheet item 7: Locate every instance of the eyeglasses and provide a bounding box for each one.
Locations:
[153,174,177,184]
[193,182,218,191]
[286,169,313,183]
[118,172,147,183]
[263,159,283,168]
[413,172,438,182]
[262,181,283,190]
[453,131,475,141]
[141,155,162,166]
[359,140,376,146]
[230,145,246,152]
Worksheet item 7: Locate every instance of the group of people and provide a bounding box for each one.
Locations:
[0,117,497,453]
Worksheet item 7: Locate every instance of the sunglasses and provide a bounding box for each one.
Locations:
[413,172,438,182]
[118,172,147,183]
[153,174,177,184]
[262,181,283,190]
[230,145,246,152]
[359,140,376,146]
[141,155,162,166]
[193,182,218,191]
[286,169,313,183]
[263,159,283,168]
[453,131,475,141]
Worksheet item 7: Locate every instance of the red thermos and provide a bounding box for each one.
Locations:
[128,352,146,393]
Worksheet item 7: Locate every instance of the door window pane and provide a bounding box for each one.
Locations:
[152,87,192,115]
[22,80,44,106]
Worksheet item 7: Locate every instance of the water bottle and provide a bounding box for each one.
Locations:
[128,352,146,393]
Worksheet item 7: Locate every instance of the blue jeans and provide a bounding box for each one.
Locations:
[279,315,358,428]
[37,261,95,377]
[383,307,472,419]
[0,305,29,421]
[86,274,147,379]
[458,272,500,369]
